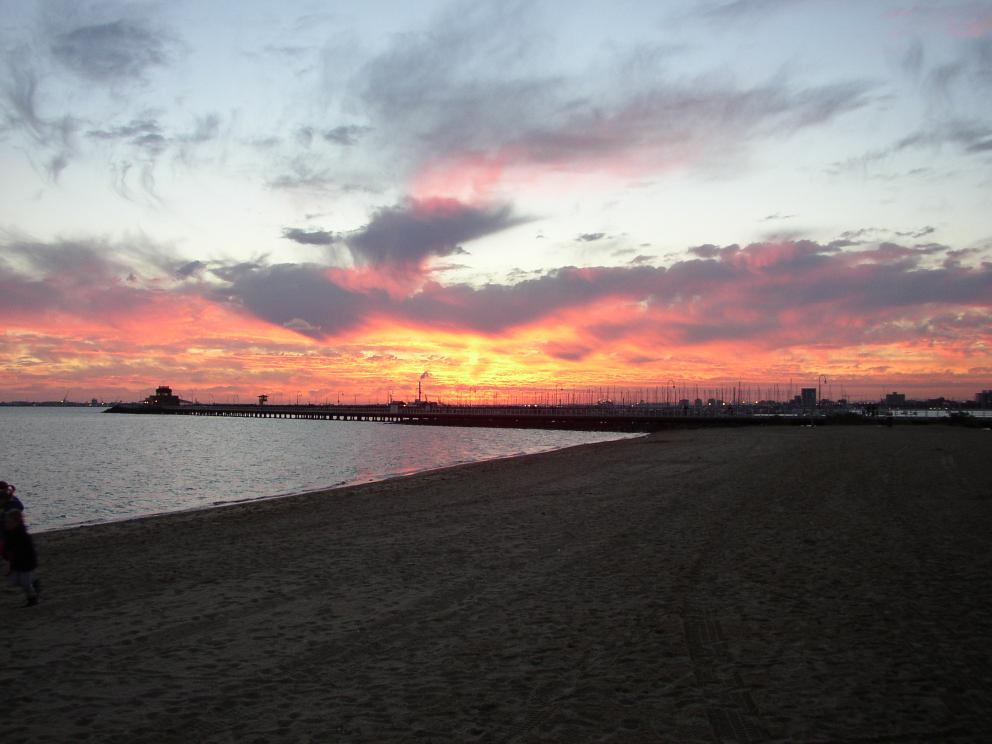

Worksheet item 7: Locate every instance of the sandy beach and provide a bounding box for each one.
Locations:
[3,425,991,743]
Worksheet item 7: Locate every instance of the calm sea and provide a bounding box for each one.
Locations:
[0,407,637,532]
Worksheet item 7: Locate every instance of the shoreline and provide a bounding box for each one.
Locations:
[7,425,992,742]
[34,431,643,536]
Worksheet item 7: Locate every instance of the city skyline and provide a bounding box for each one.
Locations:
[2,0,991,402]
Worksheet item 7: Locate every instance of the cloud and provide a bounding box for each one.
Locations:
[0,237,166,319]
[87,118,167,155]
[50,19,173,83]
[267,163,338,191]
[282,228,335,246]
[695,0,812,23]
[895,226,937,239]
[0,57,78,180]
[902,39,926,78]
[688,244,721,258]
[322,125,371,145]
[209,263,373,338]
[576,232,606,242]
[181,114,220,145]
[543,342,594,362]
[340,198,526,269]
[351,2,874,198]
[829,116,992,179]
[390,240,992,343]
[1,233,990,403]
[896,120,992,154]
[175,260,207,278]
[628,255,655,265]
[0,7,198,186]
[84,114,221,199]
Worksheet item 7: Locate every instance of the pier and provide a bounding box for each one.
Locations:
[105,401,854,432]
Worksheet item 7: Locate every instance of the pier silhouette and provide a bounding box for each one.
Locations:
[105,400,859,432]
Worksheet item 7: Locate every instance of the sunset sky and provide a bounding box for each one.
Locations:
[2,0,991,403]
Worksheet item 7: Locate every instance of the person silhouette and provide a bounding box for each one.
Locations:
[2,510,39,607]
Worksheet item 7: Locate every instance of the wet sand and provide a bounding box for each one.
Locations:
[3,425,991,742]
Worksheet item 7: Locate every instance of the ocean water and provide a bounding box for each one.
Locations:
[0,407,638,532]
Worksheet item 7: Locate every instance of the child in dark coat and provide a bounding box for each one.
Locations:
[2,510,39,607]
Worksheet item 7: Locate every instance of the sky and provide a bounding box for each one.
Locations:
[1,0,991,404]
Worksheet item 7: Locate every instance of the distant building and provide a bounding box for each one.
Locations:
[145,385,180,407]
[976,390,992,408]
[884,392,906,406]
[800,388,817,408]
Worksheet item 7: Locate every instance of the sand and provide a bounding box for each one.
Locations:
[2,425,991,743]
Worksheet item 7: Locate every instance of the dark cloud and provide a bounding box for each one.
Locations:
[688,244,721,258]
[50,20,172,83]
[175,260,207,279]
[282,228,335,246]
[342,199,526,269]
[209,263,373,338]
[543,342,593,362]
[576,232,606,242]
[628,255,655,265]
